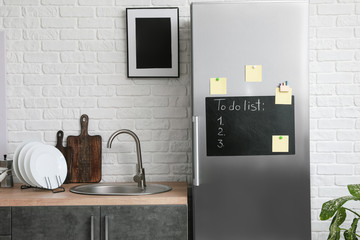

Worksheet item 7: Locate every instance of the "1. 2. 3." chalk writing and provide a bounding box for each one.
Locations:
[217,116,225,148]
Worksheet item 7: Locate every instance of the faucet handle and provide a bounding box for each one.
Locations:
[133,168,146,189]
[133,168,145,181]
[133,174,142,183]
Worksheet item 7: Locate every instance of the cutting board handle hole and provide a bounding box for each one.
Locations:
[57,130,64,139]
[80,114,89,124]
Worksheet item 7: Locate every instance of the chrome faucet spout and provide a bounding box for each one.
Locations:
[107,129,146,189]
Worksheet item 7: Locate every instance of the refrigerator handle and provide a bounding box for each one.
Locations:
[193,116,200,186]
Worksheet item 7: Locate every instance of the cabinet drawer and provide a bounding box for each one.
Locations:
[101,205,187,240]
[12,206,100,240]
[0,207,11,236]
[0,236,11,240]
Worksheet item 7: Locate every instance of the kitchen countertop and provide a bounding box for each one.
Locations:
[0,182,187,207]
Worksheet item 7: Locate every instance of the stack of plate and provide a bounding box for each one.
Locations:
[13,141,67,190]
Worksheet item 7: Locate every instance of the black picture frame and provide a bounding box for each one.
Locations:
[126,7,179,78]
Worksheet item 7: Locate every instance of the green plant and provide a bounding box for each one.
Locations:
[320,184,360,240]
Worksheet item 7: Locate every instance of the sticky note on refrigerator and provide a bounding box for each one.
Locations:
[245,65,262,82]
[210,78,227,95]
[275,87,292,105]
[272,135,289,152]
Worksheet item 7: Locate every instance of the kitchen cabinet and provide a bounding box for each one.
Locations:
[0,207,11,239]
[11,205,187,240]
[101,205,187,240]
[0,183,188,239]
[12,206,101,240]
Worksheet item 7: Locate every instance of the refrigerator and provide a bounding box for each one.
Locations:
[191,2,310,240]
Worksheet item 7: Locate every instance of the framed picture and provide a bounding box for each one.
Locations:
[126,7,179,78]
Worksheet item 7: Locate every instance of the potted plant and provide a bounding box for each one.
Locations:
[320,184,360,240]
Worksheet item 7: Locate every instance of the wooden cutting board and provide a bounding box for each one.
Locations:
[66,114,102,183]
[55,130,73,183]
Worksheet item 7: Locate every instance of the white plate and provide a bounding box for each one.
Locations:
[29,145,67,190]
[24,144,43,188]
[18,142,43,186]
[13,141,31,184]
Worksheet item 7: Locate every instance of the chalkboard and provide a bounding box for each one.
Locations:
[206,96,295,156]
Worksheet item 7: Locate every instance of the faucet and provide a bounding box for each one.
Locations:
[107,129,146,189]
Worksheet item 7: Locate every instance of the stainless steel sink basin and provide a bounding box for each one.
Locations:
[69,183,172,196]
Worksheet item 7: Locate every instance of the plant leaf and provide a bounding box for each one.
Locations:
[350,217,359,233]
[344,218,359,240]
[348,185,360,198]
[328,208,347,240]
[320,196,355,220]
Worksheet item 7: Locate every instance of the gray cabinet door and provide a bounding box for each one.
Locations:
[12,206,100,240]
[0,207,11,238]
[101,205,187,240]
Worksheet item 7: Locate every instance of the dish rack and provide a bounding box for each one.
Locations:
[13,141,68,193]
[20,175,65,193]
[20,185,65,193]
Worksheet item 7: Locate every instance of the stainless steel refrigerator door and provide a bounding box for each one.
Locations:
[191,2,310,240]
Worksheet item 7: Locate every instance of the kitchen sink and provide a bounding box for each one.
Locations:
[69,130,172,196]
[69,183,172,196]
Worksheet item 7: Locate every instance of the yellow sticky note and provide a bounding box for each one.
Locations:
[275,87,292,105]
[245,65,262,82]
[210,78,227,95]
[272,135,289,152]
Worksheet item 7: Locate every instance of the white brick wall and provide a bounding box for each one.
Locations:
[310,0,360,238]
[1,0,359,238]
[1,0,192,185]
